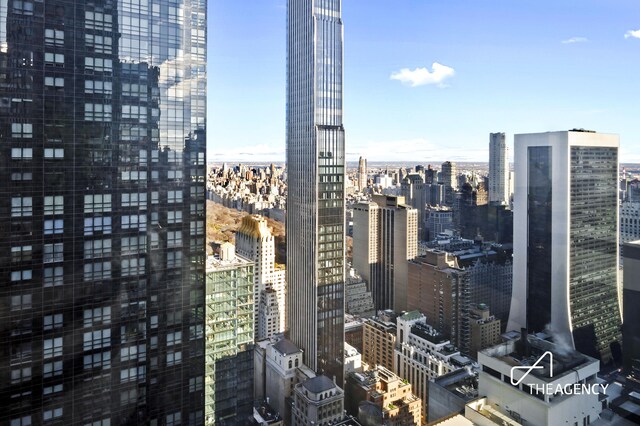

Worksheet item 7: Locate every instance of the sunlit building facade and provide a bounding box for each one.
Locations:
[286,0,346,385]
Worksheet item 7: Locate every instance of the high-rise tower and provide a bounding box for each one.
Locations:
[0,1,207,423]
[286,0,346,385]
[508,130,622,362]
[489,132,509,205]
[357,156,367,191]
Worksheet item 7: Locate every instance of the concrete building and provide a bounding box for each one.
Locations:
[402,173,428,238]
[345,342,363,374]
[621,202,640,245]
[489,132,509,205]
[236,214,286,340]
[467,332,602,426]
[346,366,422,425]
[441,161,458,206]
[362,313,398,372]
[395,312,473,420]
[426,206,454,241]
[345,315,366,354]
[428,369,478,423]
[353,195,418,311]
[358,156,368,191]
[623,241,640,373]
[286,0,346,385]
[407,252,465,348]
[469,304,502,359]
[345,275,376,318]
[291,375,345,426]
[205,252,255,424]
[265,339,306,421]
[508,130,622,363]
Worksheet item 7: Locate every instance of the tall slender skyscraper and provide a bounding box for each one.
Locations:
[1,1,206,423]
[286,0,346,385]
[489,132,509,205]
[508,130,622,362]
[357,156,367,191]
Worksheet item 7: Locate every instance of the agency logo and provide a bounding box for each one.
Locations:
[510,351,553,386]
[508,351,608,396]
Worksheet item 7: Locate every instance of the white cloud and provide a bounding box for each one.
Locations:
[390,63,455,88]
[562,37,588,44]
[625,29,640,39]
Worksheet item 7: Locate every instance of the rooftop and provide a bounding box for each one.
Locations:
[272,339,301,356]
[302,375,337,394]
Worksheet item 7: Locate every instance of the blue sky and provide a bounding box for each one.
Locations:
[207,1,640,163]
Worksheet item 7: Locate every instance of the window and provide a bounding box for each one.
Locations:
[12,1,34,15]
[44,196,64,215]
[190,324,203,340]
[43,408,63,422]
[44,52,64,66]
[43,361,63,378]
[168,211,182,224]
[85,34,113,54]
[43,384,63,396]
[45,76,64,88]
[83,262,112,281]
[167,231,182,247]
[10,416,32,426]
[84,217,112,235]
[120,366,145,383]
[167,190,183,204]
[84,239,112,259]
[11,245,32,263]
[84,57,113,73]
[121,257,145,276]
[121,344,146,362]
[43,243,64,263]
[11,367,32,384]
[85,80,113,95]
[44,314,63,331]
[84,103,112,121]
[122,105,147,123]
[44,29,64,46]
[43,267,63,287]
[167,251,182,268]
[11,294,31,311]
[83,306,111,327]
[11,148,33,159]
[121,236,146,255]
[83,329,111,351]
[11,197,32,217]
[83,351,111,370]
[85,11,113,31]
[11,172,33,181]
[166,351,182,366]
[122,193,147,208]
[121,170,147,181]
[84,194,112,213]
[166,412,181,426]
[122,214,147,231]
[11,123,33,138]
[44,148,64,159]
[44,219,64,235]
[167,331,182,346]
[167,170,183,180]
[43,337,63,359]
[11,270,32,282]
[189,376,203,392]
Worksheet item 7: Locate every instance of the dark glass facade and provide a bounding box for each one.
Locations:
[570,146,621,361]
[0,0,206,424]
[526,146,552,334]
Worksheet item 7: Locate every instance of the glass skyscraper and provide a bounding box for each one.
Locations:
[508,130,622,363]
[286,0,346,385]
[0,0,206,424]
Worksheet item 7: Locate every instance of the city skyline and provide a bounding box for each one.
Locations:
[208,0,640,163]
